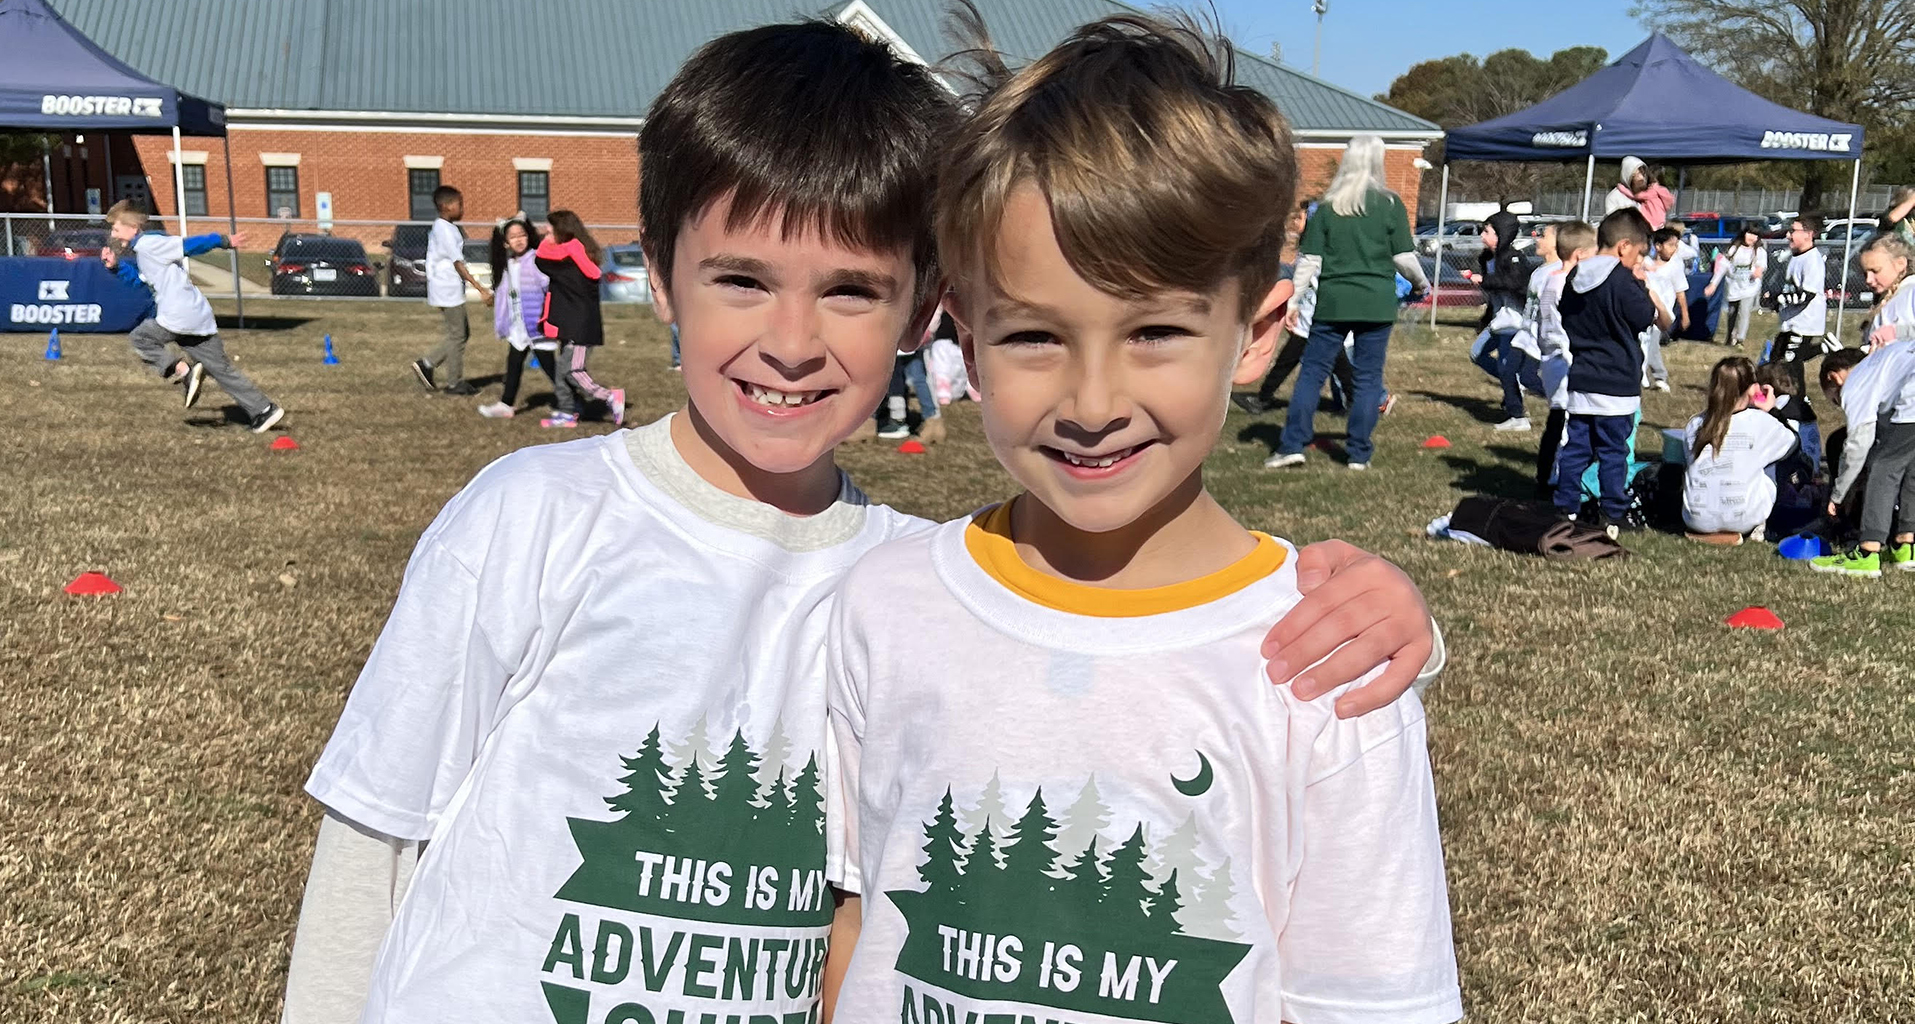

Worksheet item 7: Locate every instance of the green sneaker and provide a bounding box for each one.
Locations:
[1810,547,1882,578]
[1889,542,1915,572]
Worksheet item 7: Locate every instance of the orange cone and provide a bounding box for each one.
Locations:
[64,572,122,595]
[270,436,300,451]
[1422,435,1451,449]
[897,439,927,454]
[1724,606,1783,630]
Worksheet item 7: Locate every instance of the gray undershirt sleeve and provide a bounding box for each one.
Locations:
[280,812,421,1024]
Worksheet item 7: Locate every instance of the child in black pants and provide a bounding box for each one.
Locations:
[1553,209,1671,534]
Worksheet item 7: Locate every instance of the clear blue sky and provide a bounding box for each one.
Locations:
[1210,0,1650,99]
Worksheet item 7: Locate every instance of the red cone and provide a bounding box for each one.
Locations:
[270,436,300,451]
[897,439,927,454]
[64,572,121,595]
[1724,606,1784,630]
[1422,435,1451,449]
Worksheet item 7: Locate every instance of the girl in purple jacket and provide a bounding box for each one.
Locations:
[478,216,559,418]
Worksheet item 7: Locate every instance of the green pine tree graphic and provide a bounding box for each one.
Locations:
[918,789,968,894]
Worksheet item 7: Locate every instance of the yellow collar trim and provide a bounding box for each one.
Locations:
[963,503,1285,618]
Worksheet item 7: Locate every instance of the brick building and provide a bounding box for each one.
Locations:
[27,0,1439,247]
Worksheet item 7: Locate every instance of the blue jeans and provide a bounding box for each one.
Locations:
[1280,320,1392,464]
[1496,334,1544,419]
[1555,413,1634,519]
[905,350,939,418]
[1471,330,1503,380]
[1798,420,1821,478]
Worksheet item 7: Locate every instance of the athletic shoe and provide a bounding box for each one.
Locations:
[1347,462,1370,471]
[1493,416,1532,432]
[248,403,286,434]
[877,423,911,440]
[608,389,626,427]
[182,362,205,409]
[443,381,479,397]
[917,417,947,445]
[1379,393,1398,416]
[669,362,682,372]
[410,358,436,391]
[1888,541,1915,571]
[1810,547,1882,578]
[540,412,579,429]
[1652,380,1671,392]
[1263,452,1306,469]
[1231,393,1273,415]
[1748,524,1766,543]
[477,401,515,419]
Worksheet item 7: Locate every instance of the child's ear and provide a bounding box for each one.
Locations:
[1232,280,1286,386]
[643,248,677,326]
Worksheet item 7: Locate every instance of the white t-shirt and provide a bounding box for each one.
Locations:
[1645,257,1687,337]
[426,218,467,307]
[1537,268,1572,409]
[1721,245,1766,302]
[1511,261,1557,361]
[132,234,217,336]
[1868,278,1915,347]
[1681,409,1798,534]
[827,512,1462,1024]
[308,415,929,1024]
[1841,341,1915,429]
[1778,248,1827,336]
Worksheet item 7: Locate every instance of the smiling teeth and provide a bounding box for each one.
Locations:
[1060,448,1131,469]
[745,383,823,407]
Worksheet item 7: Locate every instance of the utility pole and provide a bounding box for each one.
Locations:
[1312,0,1328,77]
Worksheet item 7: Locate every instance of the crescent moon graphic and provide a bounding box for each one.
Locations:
[1171,751,1214,797]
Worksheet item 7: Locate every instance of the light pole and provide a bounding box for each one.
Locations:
[1312,0,1328,77]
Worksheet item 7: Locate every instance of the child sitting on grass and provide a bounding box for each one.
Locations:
[1810,344,1915,577]
[1681,357,1796,542]
[279,20,1446,1024]
[824,13,1460,1024]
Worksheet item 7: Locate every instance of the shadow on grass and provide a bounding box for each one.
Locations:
[1409,388,1505,424]
[1439,454,1537,499]
[185,405,255,428]
[215,314,316,331]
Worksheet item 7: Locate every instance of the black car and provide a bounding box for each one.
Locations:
[383,223,471,298]
[269,234,380,296]
[37,227,110,260]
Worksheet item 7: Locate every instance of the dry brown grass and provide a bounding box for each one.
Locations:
[1,300,1910,1022]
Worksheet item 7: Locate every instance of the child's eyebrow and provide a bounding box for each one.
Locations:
[700,254,776,280]
[817,268,900,295]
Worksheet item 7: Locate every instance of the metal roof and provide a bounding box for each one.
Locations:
[46,0,1436,135]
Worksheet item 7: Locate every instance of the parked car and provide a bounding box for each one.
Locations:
[600,243,651,303]
[464,238,493,302]
[1407,255,1484,307]
[37,227,109,260]
[269,233,380,296]
[1415,221,1483,256]
[382,224,433,298]
[1820,218,1877,245]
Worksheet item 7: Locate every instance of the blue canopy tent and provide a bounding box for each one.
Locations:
[1430,34,1867,335]
[0,0,243,323]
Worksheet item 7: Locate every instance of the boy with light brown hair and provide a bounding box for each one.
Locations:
[825,12,1461,1024]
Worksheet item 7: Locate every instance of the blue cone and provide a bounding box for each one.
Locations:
[43,328,61,360]
[322,333,339,365]
[1776,533,1825,560]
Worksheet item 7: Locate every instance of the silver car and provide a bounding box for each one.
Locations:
[600,244,651,304]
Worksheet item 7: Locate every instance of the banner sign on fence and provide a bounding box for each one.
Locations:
[1,257,155,332]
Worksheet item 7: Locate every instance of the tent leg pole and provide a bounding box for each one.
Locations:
[1432,164,1449,330]
[223,135,243,328]
[1580,154,1594,221]
[1837,156,1861,343]
[43,142,54,231]
[104,136,114,214]
[171,126,188,237]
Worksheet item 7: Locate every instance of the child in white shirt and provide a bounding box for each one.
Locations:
[1704,228,1767,346]
[1681,357,1796,538]
[1641,226,1690,390]
[1534,220,1596,495]
[826,19,1461,1024]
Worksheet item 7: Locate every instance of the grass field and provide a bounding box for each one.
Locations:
[2,299,1910,1023]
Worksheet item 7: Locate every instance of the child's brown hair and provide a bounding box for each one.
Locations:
[546,210,602,266]
[1694,356,1756,458]
[639,21,955,301]
[106,199,148,229]
[937,8,1297,320]
[1554,220,1596,256]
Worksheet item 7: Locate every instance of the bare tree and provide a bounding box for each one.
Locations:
[1635,0,1915,210]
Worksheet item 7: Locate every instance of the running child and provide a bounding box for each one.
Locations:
[100,201,285,432]
[534,209,624,428]
[1553,208,1673,534]
[1680,356,1796,542]
[1704,226,1766,347]
[1810,344,1915,577]
[825,14,1461,1024]
[410,185,491,395]
[478,216,559,419]
[279,21,1445,1024]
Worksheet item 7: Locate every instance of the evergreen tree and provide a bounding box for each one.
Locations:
[965,816,1003,900]
[1150,813,1204,887]
[1000,788,1060,889]
[1150,869,1185,937]
[962,771,1008,842]
[755,718,794,796]
[1052,776,1112,878]
[605,724,671,823]
[788,753,824,834]
[918,789,968,893]
[1056,837,1105,916]
[1100,824,1155,926]
[1179,858,1241,940]
[672,714,714,774]
[711,728,762,816]
[673,750,713,807]
[766,767,793,824]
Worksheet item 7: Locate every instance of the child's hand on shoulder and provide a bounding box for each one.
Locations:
[1262,540,1435,719]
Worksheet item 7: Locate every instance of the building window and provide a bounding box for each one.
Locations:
[181,164,207,217]
[266,166,300,218]
[408,168,441,221]
[518,170,550,220]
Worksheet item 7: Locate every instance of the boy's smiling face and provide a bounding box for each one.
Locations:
[652,195,928,480]
[952,186,1279,536]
